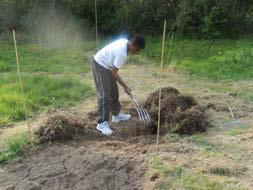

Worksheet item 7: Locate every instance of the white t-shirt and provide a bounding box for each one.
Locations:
[94,39,129,70]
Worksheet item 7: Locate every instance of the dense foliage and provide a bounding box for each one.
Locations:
[0,0,253,38]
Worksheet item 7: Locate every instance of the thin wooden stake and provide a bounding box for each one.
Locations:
[157,20,167,145]
[13,30,35,153]
[228,103,235,120]
[226,96,235,120]
[95,0,98,47]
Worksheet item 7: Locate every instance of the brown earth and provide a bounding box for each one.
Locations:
[0,139,148,190]
[0,106,156,190]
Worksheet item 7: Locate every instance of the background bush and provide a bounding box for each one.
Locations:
[0,0,252,38]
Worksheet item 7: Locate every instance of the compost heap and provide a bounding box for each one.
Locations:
[144,87,210,134]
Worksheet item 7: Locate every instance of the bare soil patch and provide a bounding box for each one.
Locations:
[0,140,148,190]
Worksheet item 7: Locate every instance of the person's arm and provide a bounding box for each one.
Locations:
[111,67,132,96]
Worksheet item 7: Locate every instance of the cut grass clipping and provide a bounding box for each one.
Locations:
[0,129,32,165]
[0,75,92,125]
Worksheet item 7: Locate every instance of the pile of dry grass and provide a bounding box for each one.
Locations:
[34,111,85,143]
[144,87,210,134]
[34,87,210,143]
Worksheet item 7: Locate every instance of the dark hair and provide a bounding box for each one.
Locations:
[130,35,145,49]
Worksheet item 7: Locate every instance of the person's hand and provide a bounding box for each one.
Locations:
[124,86,132,96]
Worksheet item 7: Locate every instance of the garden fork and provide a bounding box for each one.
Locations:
[129,94,151,124]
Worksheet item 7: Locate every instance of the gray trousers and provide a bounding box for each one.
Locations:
[92,59,121,123]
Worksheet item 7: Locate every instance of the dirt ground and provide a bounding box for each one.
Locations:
[0,140,149,190]
[0,59,253,190]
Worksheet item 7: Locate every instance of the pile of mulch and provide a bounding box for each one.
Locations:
[34,87,210,143]
[34,111,98,143]
[33,109,154,144]
[144,87,211,134]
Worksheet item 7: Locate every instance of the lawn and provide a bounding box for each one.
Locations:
[0,39,95,125]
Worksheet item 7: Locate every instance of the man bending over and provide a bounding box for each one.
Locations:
[92,35,145,135]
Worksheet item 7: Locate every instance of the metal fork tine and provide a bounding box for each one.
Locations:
[145,112,150,124]
[132,97,143,122]
[140,107,148,124]
[132,100,143,122]
[136,107,144,123]
[144,108,151,122]
[138,103,149,122]
[138,107,146,123]
[141,107,150,124]
[136,106,145,123]
[130,94,151,124]
[143,110,150,124]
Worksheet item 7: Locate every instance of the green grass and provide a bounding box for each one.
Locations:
[0,40,95,125]
[209,85,253,102]
[209,167,233,177]
[0,42,94,74]
[180,173,246,190]
[143,36,253,81]
[163,133,219,156]
[0,75,92,125]
[186,134,218,156]
[0,130,31,165]
[149,155,247,190]
[226,127,250,136]
[149,155,184,177]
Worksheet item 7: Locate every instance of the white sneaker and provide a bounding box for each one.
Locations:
[112,113,131,122]
[96,121,113,135]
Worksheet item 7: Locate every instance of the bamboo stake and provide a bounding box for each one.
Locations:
[13,30,35,153]
[157,20,167,145]
[227,103,235,120]
[226,95,235,120]
[95,0,98,47]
